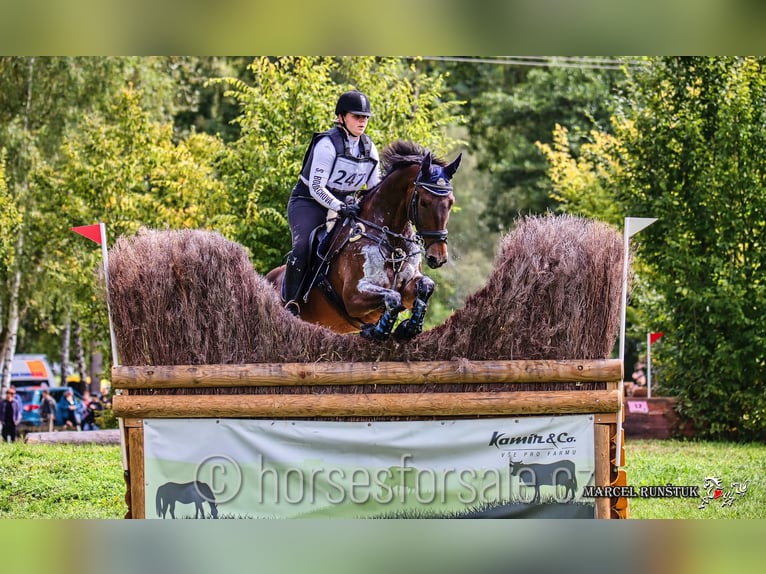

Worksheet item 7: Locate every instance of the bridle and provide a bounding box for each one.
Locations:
[407,177,452,245]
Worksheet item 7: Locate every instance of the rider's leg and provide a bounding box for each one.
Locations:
[285,198,326,315]
[283,250,307,316]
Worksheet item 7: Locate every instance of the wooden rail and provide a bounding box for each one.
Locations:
[112,358,622,389]
[112,389,620,419]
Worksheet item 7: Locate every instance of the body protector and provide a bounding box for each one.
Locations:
[294,126,378,202]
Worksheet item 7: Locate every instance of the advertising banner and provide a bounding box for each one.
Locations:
[144,415,595,519]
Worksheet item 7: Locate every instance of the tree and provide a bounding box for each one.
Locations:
[0,152,21,267]
[467,59,628,231]
[0,57,220,383]
[536,123,625,226]
[618,57,766,440]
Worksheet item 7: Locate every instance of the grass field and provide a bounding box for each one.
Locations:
[0,438,762,519]
[625,439,765,519]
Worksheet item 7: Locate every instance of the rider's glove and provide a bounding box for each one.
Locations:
[338,202,360,218]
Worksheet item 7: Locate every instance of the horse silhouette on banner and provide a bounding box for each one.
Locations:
[155,481,219,519]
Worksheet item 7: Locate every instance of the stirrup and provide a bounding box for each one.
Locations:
[284,300,301,317]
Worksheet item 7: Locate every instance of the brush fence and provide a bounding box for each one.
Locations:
[112,358,628,519]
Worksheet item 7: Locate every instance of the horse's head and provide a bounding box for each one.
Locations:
[412,151,462,268]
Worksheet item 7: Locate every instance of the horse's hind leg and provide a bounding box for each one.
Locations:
[393,276,435,341]
[360,291,404,341]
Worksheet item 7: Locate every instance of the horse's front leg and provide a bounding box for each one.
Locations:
[393,275,435,342]
[359,290,404,342]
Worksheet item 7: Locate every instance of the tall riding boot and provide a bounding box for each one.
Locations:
[283,251,307,316]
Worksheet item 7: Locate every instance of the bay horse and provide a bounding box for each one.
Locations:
[155,481,219,519]
[266,140,462,341]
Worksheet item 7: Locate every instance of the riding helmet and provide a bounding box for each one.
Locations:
[335,90,372,117]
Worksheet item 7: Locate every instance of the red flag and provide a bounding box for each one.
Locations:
[650,332,664,345]
[71,224,102,245]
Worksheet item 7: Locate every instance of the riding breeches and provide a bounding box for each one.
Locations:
[287,194,328,269]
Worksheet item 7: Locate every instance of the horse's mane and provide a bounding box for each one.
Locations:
[380,140,445,175]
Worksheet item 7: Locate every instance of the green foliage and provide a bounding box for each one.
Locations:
[537,124,625,226]
[214,56,463,272]
[0,57,206,363]
[619,57,766,440]
[27,85,233,364]
[467,61,627,230]
[0,151,21,267]
[94,407,119,430]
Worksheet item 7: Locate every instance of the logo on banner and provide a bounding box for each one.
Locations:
[488,430,578,457]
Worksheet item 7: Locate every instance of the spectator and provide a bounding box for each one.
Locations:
[61,389,81,431]
[1,387,22,443]
[40,388,58,432]
[80,390,102,431]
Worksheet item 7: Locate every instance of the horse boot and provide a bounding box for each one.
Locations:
[361,292,404,342]
[393,276,435,341]
[282,251,306,317]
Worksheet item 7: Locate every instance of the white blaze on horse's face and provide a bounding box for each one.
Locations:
[357,243,421,295]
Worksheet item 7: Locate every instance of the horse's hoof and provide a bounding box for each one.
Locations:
[360,323,389,342]
[393,320,420,342]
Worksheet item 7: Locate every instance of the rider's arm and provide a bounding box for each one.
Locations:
[308,138,345,212]
[367,140,382,188]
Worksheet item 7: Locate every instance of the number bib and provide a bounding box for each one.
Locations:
[327,155,378,194]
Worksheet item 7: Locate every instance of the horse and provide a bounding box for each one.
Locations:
[155,481,219,519]
[266,140,462,342]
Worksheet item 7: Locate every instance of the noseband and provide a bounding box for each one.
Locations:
[409,179,452,244]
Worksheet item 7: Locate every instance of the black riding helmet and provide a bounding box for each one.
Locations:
[335,90,372,117]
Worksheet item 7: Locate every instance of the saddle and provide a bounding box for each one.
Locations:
[299,214,367,328]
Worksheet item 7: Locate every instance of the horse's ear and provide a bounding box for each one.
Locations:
[419,152,433,179]
[444,152,463,179]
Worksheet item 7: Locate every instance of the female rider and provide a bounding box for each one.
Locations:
[282,90,382,315]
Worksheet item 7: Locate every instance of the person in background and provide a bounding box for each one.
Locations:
[80,390,102,431]
[1,387,21,443]
[40,388,58,432]
[61,389,81,431]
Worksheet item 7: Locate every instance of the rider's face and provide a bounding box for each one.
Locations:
[341,113,369,137]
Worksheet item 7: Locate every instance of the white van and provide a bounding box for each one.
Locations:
[9,354,58,388]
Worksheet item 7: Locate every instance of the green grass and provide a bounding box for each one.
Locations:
[625,439,766,519]
[0,443,125,519]
[0,439,763,519]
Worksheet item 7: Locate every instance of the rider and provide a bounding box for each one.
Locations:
[282,89,382,315]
